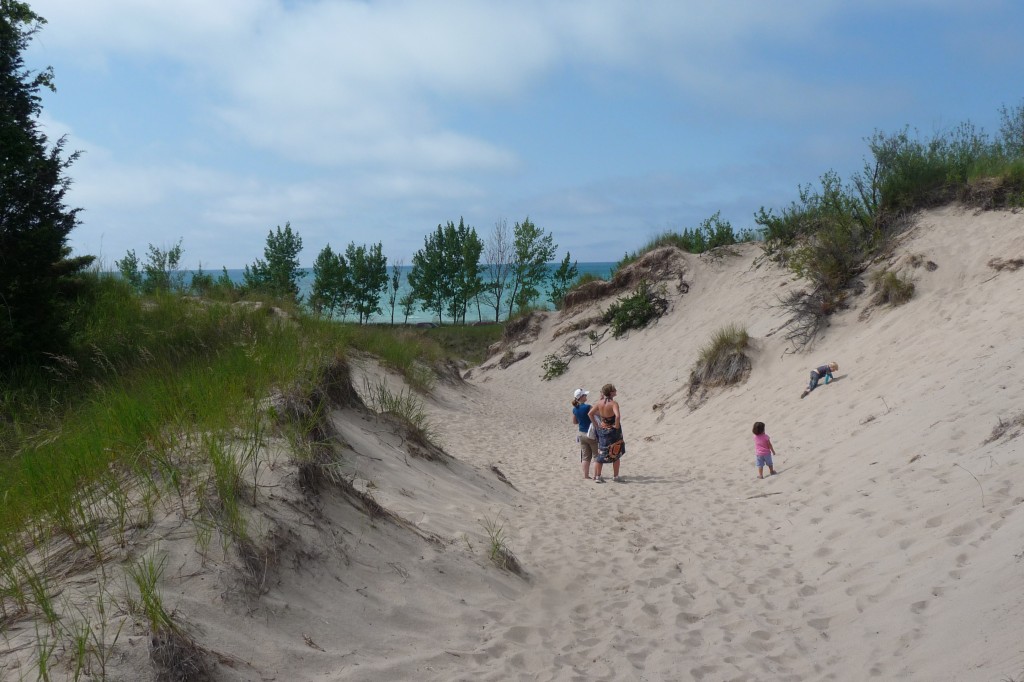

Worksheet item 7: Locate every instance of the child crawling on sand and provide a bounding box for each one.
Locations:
[800,362,838,399]
[752,422,776,479]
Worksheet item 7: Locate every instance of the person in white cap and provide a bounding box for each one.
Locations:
[571,388,598,479]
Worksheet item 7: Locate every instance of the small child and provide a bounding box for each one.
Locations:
[752,421,776,479]
[800,362,839,399]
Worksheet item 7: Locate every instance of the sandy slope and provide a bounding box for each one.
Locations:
[3,206,1023,682]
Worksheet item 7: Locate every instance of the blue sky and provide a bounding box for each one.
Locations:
[25,0,1024,268]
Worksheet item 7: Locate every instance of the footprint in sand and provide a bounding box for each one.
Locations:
[808,617,831,630]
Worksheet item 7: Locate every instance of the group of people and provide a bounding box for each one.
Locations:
[571,385,626,483]
[569,362,839,483]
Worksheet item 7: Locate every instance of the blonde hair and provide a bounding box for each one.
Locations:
[601,383,616,398]
[829,362,839,371]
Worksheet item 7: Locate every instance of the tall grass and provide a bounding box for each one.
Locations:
[690,324,752,389]
[0,276,348,548]
[1,272,498,563]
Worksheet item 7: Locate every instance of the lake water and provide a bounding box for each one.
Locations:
[198,262,616,324]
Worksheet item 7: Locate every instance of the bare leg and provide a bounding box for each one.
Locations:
[582,458,592,479]
[758,466,764,479]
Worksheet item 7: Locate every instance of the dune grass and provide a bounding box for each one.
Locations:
[613,212,756,274]
[870,270,916,306]
[0,272,496,637]
[688,324,753,396]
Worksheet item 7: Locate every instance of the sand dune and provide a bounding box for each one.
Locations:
[3,206,1023,681]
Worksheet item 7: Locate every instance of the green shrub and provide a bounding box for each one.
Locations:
[540,354,569,380]
[870,270,915,306]
[575,272,603,287]
[613,211,748,275]
[602,279,669,338]
[867,123,988,214]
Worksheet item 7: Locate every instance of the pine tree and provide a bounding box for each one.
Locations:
[1,3,93,369]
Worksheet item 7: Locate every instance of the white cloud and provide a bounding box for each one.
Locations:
[29,1,1024,266]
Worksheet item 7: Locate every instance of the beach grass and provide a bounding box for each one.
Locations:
[689,324,752,393]
[0,271,497,625]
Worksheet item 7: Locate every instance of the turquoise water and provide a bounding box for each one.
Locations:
[195,262,616,324]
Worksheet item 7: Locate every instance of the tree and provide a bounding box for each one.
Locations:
[243,222,304,303]
[408,218,483,324]
[399,291,416,324]
[345,241,388,324]
[1,3,94,368]
[309,244,349,318]
[508,217,556,316]
[143,239,184,293]
[115,249,144,292]
[447,218,483,324]
[386,258,404,324]
[481,218,514,322]
[548,251,578,309]
[116,239,185,294]
[408,224,452,323]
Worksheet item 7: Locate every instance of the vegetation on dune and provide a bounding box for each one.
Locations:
[602,279,670,339]
[869,269,916,307]
[5,0,1024,671]
[747,100,1024,348]
[1,2,95,369]
[0,264,501,675]
[613,211,755,275]
[687,324,753,406]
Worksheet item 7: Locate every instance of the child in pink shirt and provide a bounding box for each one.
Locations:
[752,421,777,479]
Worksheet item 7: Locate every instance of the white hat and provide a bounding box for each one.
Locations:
[573,388,589,400]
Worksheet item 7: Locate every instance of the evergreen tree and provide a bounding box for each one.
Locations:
[1,3,93,369]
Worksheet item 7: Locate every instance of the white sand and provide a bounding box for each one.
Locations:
[3,206,1024,681]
